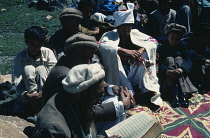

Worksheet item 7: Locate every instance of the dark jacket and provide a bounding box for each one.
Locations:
[46,27,97,59]
[42,55,116,122]
[182,34,210,64]
[33,93,105,138]
[146,9,179,39]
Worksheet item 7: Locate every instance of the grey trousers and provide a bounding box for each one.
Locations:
[161,57,197,93]
[23,65,49,93]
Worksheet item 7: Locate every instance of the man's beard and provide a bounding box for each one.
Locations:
[75,93,95,131]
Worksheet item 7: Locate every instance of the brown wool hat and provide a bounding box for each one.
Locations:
[164,23,187,36]
[59,8,83,21]
[64,33,99,53]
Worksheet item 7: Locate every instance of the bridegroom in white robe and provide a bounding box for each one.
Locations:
[99,3,163,111]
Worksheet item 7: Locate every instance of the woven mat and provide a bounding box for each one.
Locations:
[128,92,210,138]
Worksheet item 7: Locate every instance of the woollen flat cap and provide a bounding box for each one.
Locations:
[59,8,83,21]
[164,23,186,35]
[64,33,99,53]
[62,63,105,94]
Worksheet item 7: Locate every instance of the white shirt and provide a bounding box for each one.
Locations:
[14,47,57,96]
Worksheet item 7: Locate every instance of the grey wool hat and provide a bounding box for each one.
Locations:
[164,23,187,36]
[59,8,83,21]
[64,33,99,53]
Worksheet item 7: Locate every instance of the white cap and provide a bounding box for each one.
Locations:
[62,63,105,94]
[113,3,135,27]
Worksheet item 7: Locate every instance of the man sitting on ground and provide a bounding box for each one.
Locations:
[42,33,133,135]
[46,8,98,59]
[33,63,122,138]
[99,3,163,111]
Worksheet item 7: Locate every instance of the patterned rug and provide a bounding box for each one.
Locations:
[128,92,210,138]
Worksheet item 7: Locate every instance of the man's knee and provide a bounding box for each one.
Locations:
[174,56,183,64]
[165,57,175,65]
[180,5,191,14]
[36,65,48,76]
[24,65,36,76]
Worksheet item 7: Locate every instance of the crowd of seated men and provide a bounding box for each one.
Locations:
[11,0,209,137]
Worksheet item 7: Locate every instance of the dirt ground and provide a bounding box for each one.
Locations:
[0,115,34,138]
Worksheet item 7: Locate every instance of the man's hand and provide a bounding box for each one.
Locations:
[25,91,42,103]
[205,59,210,64]
[108,135,122,138]
[114,86,135,106]
[119,86,131,110]
[136,48,145,57]
[118,48,138,58]
[125,49,139,58]
[176,68,183,74]
[94,27,100,33]
[130,92,136,106]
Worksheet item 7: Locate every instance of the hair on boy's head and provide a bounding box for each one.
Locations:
[24,26,47,43]
[158,0,172,5]
[77,0,95,10]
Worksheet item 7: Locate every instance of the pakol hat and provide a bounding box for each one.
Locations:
[64,33,99,53]
[164,23,187,36]
[62,63,105,94]
[59,8,83,21]
[113,3,135,27]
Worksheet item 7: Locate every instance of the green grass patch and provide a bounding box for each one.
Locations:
[0,1,62,75]
[0,62,14,75]
[0,0,25,8]
[0,33,25,56]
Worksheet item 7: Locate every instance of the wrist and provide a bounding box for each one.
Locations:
[22,91,28,99]
[118,48,127,55]
[139,48,145,52]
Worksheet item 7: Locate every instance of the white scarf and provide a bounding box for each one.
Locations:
[99,29,163,107]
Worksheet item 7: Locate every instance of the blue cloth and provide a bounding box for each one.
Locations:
[202,0,210,7]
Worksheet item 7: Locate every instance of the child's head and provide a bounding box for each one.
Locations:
[158,0,172,15]
[78,0,95,20]
[164,23,186,47]
[24,26,47,43]
[24,26,47,57]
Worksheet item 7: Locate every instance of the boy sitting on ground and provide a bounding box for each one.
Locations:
[13,26,57,121]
